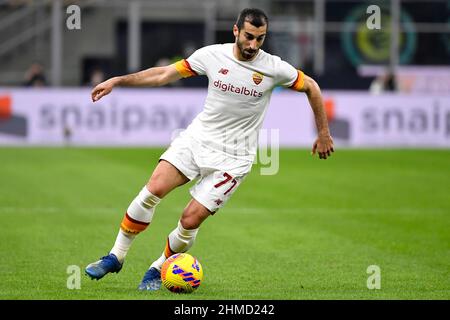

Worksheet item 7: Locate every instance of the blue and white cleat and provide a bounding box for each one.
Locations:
[138,267,162,291]
[85,253,123,280]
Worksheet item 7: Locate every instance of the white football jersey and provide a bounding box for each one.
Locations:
[174,43,305,162]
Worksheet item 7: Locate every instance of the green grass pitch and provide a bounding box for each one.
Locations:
[0,147,449,300]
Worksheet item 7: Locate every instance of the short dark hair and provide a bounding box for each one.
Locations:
[236,8,268,30]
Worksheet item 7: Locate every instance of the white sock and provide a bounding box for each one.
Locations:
[125,186,160,224]
[110,186,160,262]
[110,229,135,262]
[149,220,199,271]
[150,254,167,271]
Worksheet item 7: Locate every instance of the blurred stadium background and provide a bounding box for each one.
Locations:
[0,0,449,300]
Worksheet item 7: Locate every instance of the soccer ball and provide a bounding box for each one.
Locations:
[161,253,203,293]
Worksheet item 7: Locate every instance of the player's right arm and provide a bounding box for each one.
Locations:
[276,59,334,160]
[91,64,182,102]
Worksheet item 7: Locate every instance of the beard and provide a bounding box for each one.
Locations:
[236,39,257,60]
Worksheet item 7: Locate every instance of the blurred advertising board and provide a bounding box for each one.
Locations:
[0,88,449,148]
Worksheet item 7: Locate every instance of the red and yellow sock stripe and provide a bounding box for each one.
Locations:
[164,238,176,258]
[120,213,149,235]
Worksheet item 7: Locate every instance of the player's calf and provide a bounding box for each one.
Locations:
[86,186,160,280]
[110,186,160,262]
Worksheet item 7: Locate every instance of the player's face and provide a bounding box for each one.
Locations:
[233,22,267,61]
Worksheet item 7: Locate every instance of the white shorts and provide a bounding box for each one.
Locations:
[160,131,253,213]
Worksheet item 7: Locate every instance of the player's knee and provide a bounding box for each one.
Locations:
[180,215,198,230]
[146,179,166,199]
[180,209,202,230]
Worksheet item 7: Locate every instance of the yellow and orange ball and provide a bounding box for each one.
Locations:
[161,253,203,293]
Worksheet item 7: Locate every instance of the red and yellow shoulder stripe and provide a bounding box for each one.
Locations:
[289,70,305,91]
[174,59,198,78]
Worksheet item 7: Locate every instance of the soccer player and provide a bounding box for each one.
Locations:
[85,8,334,291]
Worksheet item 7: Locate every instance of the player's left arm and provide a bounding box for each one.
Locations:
[299,74,334,160]
[91,65,182,102]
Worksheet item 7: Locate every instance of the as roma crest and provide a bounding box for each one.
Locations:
[252,72,263,85]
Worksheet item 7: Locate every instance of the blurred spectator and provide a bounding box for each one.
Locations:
[24,62,47,87]
[182,42,197,58]
[370,71,397,94]
[155,57,171,67]
[89,67,105,87]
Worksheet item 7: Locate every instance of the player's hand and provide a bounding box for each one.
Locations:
[311,134,334,160]
[91,78,118,102]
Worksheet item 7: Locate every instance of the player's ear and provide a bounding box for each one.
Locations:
[233,25,239,37]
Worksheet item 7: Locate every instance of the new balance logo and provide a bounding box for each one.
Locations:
[218,68,229,75]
